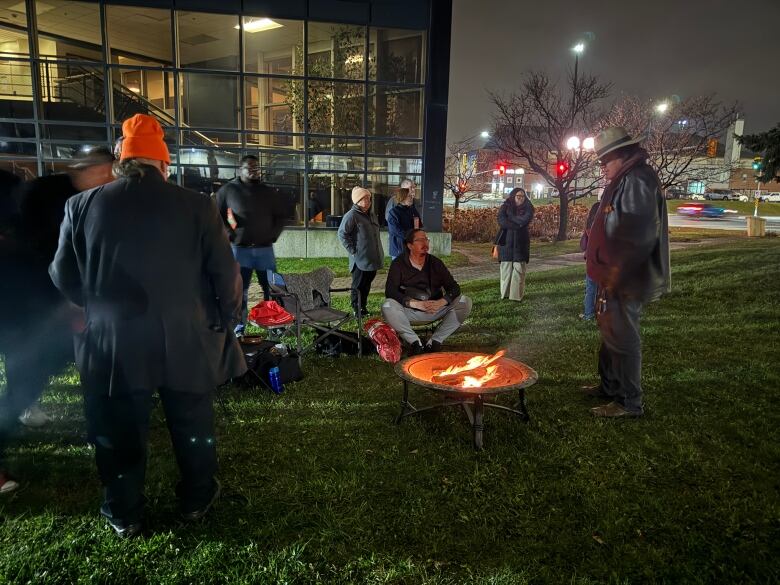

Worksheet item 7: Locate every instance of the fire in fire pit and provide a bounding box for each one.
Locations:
[394,351,538,450]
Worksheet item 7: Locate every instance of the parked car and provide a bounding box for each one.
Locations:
[676,203,727,218]
[704,188,738,201]
[758,192,780,203]
[738,194,750,202]
[690,193,706,200]
[665,186,686,199]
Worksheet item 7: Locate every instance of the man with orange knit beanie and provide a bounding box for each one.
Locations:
[50,114,246,538]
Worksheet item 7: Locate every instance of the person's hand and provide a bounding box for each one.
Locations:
[422,299,447,313]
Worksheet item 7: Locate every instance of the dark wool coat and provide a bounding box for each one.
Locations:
[49,167,247,396]
[387,202,422,257]
[497,197,535,263]
[337,204,384,272]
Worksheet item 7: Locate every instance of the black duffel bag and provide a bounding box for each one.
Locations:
[239,337,303,387]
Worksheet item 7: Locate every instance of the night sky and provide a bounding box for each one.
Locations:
[447,0,780,142]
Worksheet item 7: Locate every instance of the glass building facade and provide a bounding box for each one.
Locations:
[0,0,451,233]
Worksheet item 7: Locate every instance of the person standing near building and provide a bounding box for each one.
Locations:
[497,187,534,302]
[215,155,287,336]
[385,178,417,225]
[387,185,422,260]
[49,114,245,537]
[584,127,670,418]
[338,186,383,317]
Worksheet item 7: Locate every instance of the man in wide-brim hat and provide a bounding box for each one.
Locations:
[582,127,670,418]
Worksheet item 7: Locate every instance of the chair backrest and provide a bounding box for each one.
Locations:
[278,267,335,312]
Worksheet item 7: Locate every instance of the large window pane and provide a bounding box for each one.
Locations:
[106,6,172,67]
[40,123,106,140]
[177,11,238,71]
[307,80,364,136]
[264,168,303,225]
[367,156,422,174]
[308,153,363,172]
[368,85,423,138]
[0,5,28,56]
[111,68,175,125]
[307,22,365,81]
[179,164,237,195]
[243,18,302,75]
[308,136,363,154]
[37,1,101,61]
[243,145,304,169]
[308,171,363,222]
[246,132,304,152]
[39,63,105,121]
[244,76,301,136]
[368,139,422,156]
[0,58,32,100]
[180,72,238,129]
[369,28,425,84]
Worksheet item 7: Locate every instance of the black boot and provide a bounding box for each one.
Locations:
[408,341,424,356]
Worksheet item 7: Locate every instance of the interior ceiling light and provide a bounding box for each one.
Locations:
[234,18,283,33]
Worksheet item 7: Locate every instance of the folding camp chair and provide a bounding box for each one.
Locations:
[270,266,363,358]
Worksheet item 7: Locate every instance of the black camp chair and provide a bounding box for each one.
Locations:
[270,267,363,358]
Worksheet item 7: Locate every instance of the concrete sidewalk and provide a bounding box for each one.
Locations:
[248,238,721,304]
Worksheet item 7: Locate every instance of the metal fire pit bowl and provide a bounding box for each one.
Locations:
[394,352,538,450]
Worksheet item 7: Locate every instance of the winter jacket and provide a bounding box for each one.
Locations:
[497,197,535,263]
[338,204,384,272]
[215,178,287,247]
[49,166,246,395]
[387,202,422,257]
[385,253,461,307]
[586,157,670,302]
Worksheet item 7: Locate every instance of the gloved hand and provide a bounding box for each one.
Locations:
[363,318,401,364]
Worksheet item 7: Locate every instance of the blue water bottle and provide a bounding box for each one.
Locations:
[268,366,284,394]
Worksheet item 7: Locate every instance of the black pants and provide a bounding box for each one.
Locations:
[596,289,644,413]
[350,267,376,313]
[0,314,72,468]
[83,388,218,524]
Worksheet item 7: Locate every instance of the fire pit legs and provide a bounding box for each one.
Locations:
[396,380,416,424]
[516,388,530,421]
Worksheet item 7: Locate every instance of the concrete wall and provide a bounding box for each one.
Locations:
[274,230,452,258]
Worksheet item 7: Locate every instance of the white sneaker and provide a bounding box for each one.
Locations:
[18,403,51,428]
[0,471,19,494]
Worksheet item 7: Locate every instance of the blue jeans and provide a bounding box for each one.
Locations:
[583,275,597,319]
[232,245,276,332]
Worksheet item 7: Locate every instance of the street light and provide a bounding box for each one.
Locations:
[655,101,669,114]
[480,130,490,139]
[582,136,595,151]
[566,136,581,150]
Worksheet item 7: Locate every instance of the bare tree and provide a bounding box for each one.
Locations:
[604,94,740,191]
[442,138,494,213]
[490,71,611,240]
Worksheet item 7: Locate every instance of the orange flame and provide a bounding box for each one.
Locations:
[431,350,506,388]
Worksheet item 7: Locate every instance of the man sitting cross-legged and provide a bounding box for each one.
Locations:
[382,229,472,355]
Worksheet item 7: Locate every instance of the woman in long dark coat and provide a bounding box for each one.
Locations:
[497,187,535,301]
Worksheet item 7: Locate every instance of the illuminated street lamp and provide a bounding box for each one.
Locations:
[655,101,669,114]
[582,136,595,151]
[566,136,581,150]
[480,130,490,139]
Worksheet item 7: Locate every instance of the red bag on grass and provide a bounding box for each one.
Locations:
[364,318,402,364]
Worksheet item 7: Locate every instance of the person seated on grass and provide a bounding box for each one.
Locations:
[382,229,472,355]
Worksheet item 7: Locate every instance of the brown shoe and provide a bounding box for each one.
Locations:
[590,401,643,418]
[580,384,610,399]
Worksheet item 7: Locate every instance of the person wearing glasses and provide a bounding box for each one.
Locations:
[382,229,472,355]
[583,127,670,418]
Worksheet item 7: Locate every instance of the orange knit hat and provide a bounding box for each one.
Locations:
[120,114,171,164]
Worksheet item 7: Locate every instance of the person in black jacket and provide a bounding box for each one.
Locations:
[215,155,287,335]
[387,186,422,260]
[497,188,535,301]
[50,114,245,537]
[584,127,670,418]
[382,229,472,354]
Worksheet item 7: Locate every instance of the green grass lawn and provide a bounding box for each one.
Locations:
[2,240,779,583]
[277,251,470,279]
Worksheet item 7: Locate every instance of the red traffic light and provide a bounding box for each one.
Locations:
[497,163,506,176]
[556,160,569,178]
